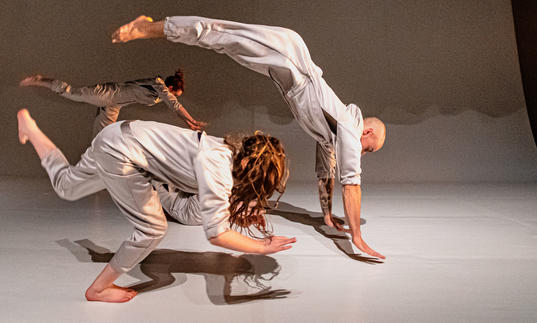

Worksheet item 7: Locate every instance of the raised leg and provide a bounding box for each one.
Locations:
[165,16,314,84]
[18,109,105,203]
[20,76,123,135]
[18,109,106,200]
[17,109,56,158]
[113,16,317,92]
[17,110,133,301]
[21,72,118,107]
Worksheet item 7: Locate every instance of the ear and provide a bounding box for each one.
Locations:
[362,127,374,136]
[167,85,174,92]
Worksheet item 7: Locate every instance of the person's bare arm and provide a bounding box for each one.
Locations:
[159,89,207,131]
[342,184,385,259]
[112,16,165,43]
[209,230,296,255]
[315,142,341,230]
[318,177,347,231]
[177,109,208,131]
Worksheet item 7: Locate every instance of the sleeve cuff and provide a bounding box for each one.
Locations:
[204,221,231,240]
[340,175,361,186]
[163,17,173,39]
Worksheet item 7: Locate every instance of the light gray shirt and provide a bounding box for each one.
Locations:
[128,120,232,239]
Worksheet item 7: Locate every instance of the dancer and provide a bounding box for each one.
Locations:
[17,108,294,303]
[19,69,206,135]
[112,16,386,259]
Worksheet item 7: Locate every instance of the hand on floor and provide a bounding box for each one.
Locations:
[352,236,385,259]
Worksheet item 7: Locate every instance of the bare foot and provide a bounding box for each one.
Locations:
[85,284,138,303]
[19,74,43,87]
[112,15,154,43]
[17,109,37,144]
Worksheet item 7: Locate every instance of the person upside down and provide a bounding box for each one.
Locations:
[112,15,387,259]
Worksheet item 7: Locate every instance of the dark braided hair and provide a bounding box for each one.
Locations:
[165,69,184,92]
[225,132,289,238]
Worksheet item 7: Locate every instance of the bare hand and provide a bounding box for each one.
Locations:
[186,119,208,131]
[112,15,154,43]
[352,236,385,259]
[324,214,351,233]
[262,236,296,254]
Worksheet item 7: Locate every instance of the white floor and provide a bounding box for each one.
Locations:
[1,176,536,323]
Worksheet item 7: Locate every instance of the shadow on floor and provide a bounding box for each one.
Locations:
[56,239,290,305]
[269,201,383,264]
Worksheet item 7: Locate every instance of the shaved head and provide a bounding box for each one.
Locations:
[361,117,386,155]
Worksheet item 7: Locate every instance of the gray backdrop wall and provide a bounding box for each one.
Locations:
[1,0,536,183]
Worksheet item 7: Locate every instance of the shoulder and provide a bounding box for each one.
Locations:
[197,136,233,167]
[194,136,234,197]
[195,136,233,178]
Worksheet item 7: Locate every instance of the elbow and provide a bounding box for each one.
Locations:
[208,236,221,246]
[207,227,233,247]
[208,229,231,247]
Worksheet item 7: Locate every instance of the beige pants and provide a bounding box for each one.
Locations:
[41,122,169,273]
[50,80,124,137]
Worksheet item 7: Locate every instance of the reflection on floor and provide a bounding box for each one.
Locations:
[1,176,536,322]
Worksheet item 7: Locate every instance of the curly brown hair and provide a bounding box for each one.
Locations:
[225,132,289,238]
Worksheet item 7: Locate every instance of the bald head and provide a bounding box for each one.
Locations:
[361,117,386,155]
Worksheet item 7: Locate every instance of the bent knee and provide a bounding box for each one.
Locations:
[55,190,81,202]
[51,178,83,201]
[151,221,168,239]
[288,29,305,43]
[280,28,307,48]
[135,225,168,249]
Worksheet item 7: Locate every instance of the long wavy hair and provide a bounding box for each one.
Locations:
[225,132,289,238]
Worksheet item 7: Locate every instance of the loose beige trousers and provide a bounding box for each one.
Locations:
[41,122,169,273]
